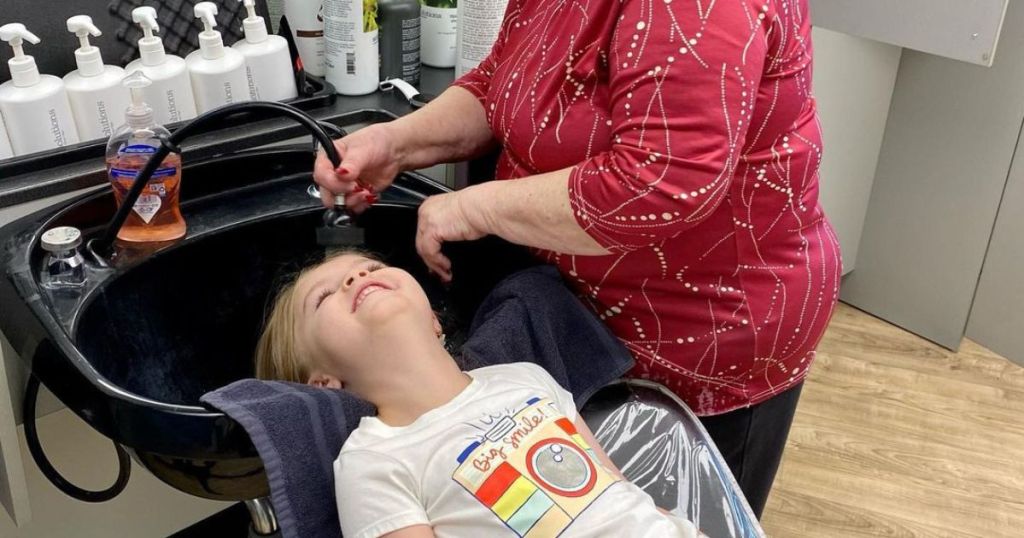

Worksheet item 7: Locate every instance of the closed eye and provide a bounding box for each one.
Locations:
[314,288,333,310]
[367,262,385,272]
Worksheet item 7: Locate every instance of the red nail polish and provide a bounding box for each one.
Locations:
[337,167,350,176]
[366,194,379,204]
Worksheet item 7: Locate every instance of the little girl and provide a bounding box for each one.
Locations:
[255,252,699,538]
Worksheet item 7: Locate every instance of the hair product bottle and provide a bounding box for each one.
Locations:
[186,2,253,112]
[455,0,509,76]
[324,0,380,95]
[63,16,131,140]
[0,23,80,156]
[124,7,198,125]
[378,0,420,85]
[284,0,326,77]
[421,0,456,68]
[0,112,13,159]
[233,0,299,101]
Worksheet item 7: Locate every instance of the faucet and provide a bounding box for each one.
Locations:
[87,101,353,264]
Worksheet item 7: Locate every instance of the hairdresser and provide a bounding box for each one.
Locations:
[313,0,840,517]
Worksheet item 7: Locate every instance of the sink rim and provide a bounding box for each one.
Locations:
[69,199,431,416]
[1,148,449,424]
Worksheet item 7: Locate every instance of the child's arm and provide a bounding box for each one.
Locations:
[381,525,436,538]
[574,416,709,538]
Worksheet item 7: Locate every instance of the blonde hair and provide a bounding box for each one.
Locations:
[255,249,378,383]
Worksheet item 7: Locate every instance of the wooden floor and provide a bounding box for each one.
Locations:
[760,303,1024,538]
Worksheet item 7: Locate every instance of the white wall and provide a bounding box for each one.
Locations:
[812,27,903,272]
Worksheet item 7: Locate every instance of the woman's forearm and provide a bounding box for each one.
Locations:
[462,168,610,256]
[388,86,497,171]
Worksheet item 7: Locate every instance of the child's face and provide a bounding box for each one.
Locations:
[291,254,437,382]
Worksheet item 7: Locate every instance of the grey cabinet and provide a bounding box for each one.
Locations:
[840,0,1024,353]
[810,0,1008,66]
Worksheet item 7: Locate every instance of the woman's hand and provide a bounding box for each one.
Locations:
[416,190,489,282]
[313,123,402,213]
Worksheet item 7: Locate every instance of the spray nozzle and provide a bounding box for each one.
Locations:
[66,16,102,51]
[236,0,269,43]
[239,0,259,21]
[194,2,219,34]
[0,23,40,60]
[132,7,160,40]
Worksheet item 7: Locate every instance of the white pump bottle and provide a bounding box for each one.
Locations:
[124,7,197,125]
[233,0,298,101]
[0,24,80,156]
[63,16,131,140]
[0,113,13,159]
[186,3,251,113]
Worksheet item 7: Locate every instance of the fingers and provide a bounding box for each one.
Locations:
[333,140,368,190]
[319,185,335,209]
[344,189,375,215]
[417,232,453,282]
[314,140,361,195]
[313,149,342,194]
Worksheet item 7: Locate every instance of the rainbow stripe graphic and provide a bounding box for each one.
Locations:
[455,459,572,536]
[554,417,600,463]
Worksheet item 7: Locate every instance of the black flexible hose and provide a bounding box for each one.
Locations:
[23,374,131,503]
[93,101,343,256]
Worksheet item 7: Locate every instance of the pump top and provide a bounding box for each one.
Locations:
[132,7,171,66]
[0,23,42,87]
[132,6,160,40]
[237,0,269,43]
[67,16,101,50]
[241,0,259,20]
[193,2,227,60]
[66,16,107,77]
[195,2,220,35]
[122,71,154,128]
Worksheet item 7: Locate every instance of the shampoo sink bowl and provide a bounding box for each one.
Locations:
[0,147,532,500]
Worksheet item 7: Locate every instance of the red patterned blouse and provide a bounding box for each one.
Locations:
[455,0,841,415]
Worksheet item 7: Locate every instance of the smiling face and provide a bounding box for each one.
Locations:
[289,254,439,386]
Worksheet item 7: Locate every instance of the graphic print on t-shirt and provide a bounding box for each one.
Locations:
[452,397,618,537]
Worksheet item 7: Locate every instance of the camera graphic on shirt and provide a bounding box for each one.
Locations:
[452,397,618,537]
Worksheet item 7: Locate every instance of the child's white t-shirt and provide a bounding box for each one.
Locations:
[334,363,698,538]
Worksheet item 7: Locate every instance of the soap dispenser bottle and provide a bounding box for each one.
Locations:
[233,0,298,101]
[63,16,131,140]
[106,72,185,242]
[0,24,80,156]
[186,2,251,113]
[125,7,197,125]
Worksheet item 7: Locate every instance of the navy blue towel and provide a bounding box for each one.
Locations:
[201,265,634,538]
[459,265,635,407]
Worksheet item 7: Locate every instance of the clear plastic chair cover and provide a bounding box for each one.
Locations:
[581,380,766,538]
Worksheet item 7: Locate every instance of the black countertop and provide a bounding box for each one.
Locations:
[0,67,457,209]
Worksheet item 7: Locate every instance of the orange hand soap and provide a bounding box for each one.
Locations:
[105,71,185,242]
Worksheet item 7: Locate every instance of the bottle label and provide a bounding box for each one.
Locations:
[421,6,457,67]
[133,193,163,223]
[110,144,178,224]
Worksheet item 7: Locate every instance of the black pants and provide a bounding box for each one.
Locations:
[698,382,804,519]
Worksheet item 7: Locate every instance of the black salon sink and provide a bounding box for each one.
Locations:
[0,147,532,500]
